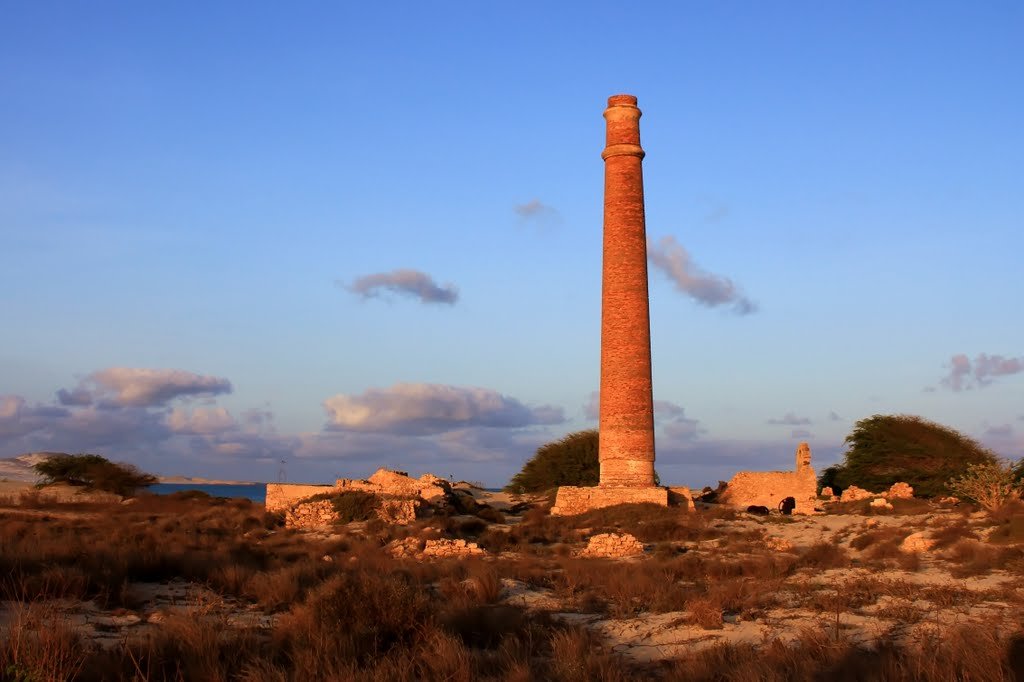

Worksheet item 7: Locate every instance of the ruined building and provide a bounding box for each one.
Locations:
[718,442,818,514]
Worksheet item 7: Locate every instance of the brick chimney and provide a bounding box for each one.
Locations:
[598,94,656,487]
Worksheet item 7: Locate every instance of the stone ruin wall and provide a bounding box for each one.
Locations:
[717,442,819,514]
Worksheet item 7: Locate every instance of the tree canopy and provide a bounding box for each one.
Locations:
[505,430,600,493]
[33,453,157,497]
[505,430,662,493]
[819,414,998,497]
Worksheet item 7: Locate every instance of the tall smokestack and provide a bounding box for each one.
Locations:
[598,94,657,487]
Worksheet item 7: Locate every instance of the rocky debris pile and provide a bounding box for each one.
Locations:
[422,539,486,558]
[579,532,645,558]
[336,468,451,503]
[764,536,795,552]
[885,482,914,500]
[285,500,337,528]
[840,485,875,502]
[820,486,836,498]
[386,537,487,559]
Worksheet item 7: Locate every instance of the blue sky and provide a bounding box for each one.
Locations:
[1,2,1021,486]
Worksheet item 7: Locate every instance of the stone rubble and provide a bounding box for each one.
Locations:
[840,485,875,502]
[579,532,645,558]
[869,498,895,511]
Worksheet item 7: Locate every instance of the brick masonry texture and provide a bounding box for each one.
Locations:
[599,94,656,488]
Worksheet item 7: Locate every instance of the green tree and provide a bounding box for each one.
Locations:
[947,460,1023,512]
[504,430,660,493]
[821,414,997,497]
[33,453,157,497]
[505,430,600,493]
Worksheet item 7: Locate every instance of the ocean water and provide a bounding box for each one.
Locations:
[148,483,266,503]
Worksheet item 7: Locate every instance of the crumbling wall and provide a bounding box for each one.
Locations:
[265,483,334,512]
[718,442,819,514]
[718,470,817,514]
[552,485,668,516]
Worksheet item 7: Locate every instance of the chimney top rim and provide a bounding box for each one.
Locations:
[607,94,638,107]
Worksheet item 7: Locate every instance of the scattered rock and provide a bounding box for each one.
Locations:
[900,531,936,553]
[886,482,914,500]
[820,486,834,498]
[869,498,894,511]
[579,532,645,558]
[421,538,486,558]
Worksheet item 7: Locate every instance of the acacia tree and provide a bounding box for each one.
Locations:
[505,430,600,493]
[34,453,157,497]
[820,414,997,498]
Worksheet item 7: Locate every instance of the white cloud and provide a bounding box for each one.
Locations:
[62,368,233,407]
[323,383,565,435]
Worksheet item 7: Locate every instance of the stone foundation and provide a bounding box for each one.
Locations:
[551,485,668,516]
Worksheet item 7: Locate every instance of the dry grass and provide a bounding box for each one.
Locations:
[2,494,1023,680]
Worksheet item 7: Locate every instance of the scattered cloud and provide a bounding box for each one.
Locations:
[647,236,757,314]
[791,429,813,439]
[346,269,458,305]
[828,411,842,422]
[940,353,1024,391]
[514,199,560,223]
[984,424,1014,439]
[56,387,93,406]
[767,412,812,426]
[59,368,233,408]
[323,383,565,435]
[583,392,599,420]
[166,407,237,435]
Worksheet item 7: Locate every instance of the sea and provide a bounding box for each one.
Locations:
[148,483,266,503]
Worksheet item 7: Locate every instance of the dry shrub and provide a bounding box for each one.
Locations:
[686,596,724,629]
[547,627,632,682]
[849,526,908,551]
[797,541,851,569]
[0,604,86,682]
[945,539,1024,577]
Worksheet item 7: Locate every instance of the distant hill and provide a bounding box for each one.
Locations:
[0,452,56,482]
[0,453,257,486]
